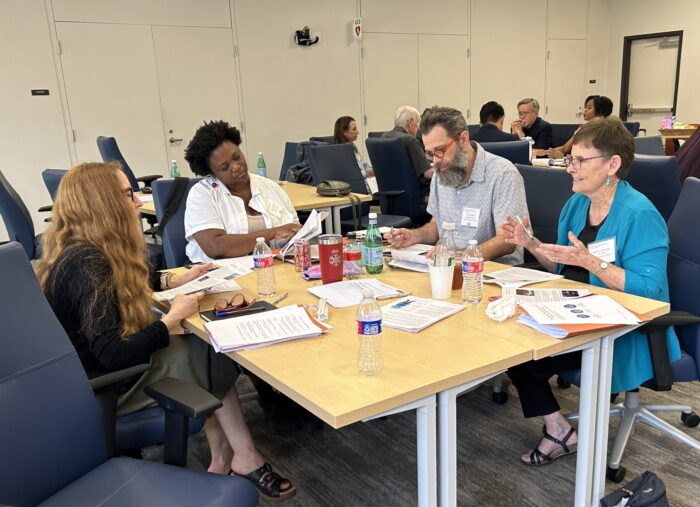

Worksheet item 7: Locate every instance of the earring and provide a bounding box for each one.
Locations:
[606,177,611,187]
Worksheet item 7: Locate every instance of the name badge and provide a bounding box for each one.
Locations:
[460,207,481,228]
[267,200,283,220]
[588,237,616,262]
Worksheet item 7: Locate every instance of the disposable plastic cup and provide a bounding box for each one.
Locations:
[429,265,453,299]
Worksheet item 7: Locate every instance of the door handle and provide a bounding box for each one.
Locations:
[169,137,183,143]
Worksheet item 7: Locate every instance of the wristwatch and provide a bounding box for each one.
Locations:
[596,261,609,275]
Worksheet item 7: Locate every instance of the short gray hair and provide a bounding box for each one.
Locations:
[517,98,540,113]
[419,106,467,138]
[394,105,421,129]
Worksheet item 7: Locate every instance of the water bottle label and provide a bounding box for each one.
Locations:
[254,256,273,269]
[357,320,382,335]
[365,247,383,266]
[462,259,484,274]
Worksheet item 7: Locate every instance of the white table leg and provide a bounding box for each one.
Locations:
[574,340,600,507]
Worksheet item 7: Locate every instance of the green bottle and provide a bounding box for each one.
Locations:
[257,152,267,178]
[170,160,180,178]
[364,212,383,274]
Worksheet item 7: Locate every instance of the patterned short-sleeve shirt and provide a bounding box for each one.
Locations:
[427,142,528,265]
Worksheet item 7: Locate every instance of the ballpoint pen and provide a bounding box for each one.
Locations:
[269,292,289,305]
[214,306,266,317]
[514,215,534,240]
[376,291,412,301]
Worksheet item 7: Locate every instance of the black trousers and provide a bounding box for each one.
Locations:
[507,351,582,419]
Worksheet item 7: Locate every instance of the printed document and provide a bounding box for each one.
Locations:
[520,295,640,325]
[214,255,255,275]
[387,244,433,272]
[278,209,329,258]
[381,297,464,333]
[502,287,591,303]
[153,267,240,302]
[308,278,408,308]
[483,267,563,288]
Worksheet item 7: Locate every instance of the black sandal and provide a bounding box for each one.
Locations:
[523,427,577,466]
[236,462,296,502]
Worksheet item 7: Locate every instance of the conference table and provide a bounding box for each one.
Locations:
[138,181,372,234]
[157,261,669,506]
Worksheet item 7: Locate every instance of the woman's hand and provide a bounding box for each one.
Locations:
[535,231,596,269]
[500,215,537,249]
[170,263,213,288]
[161,292,203,331]
[271,223,301,240]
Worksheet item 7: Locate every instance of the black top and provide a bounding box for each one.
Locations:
[43,243,169,378]
[471,123,519,143]
[522,117,553,149]
[381,126,432,197]
[561,215,606,283]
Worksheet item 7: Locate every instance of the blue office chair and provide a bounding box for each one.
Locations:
[365,137,431,227]
[367,131,385,138]
[309,135,335,144]
[559,178,700,483]
[279,142,299,181]
[308,144,412,233]
[42,168,67,201]
[633,136,665,156]
[152,178,201,268]
[96,136,163,192]
[0,170,42,259]
[0,242,258,507]
[480,140,530,165]
[623,121,641,137]
[626,155,681,222]
[550,124,579,148]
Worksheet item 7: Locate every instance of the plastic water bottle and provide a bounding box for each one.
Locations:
[253,237,276,297]
[257,152,267,178]
[170,160,180,178]
[344,232,362,279]
[364,212,383,274]
[461,240,484,304]
[434,222,456,267]
[356,290,383,376]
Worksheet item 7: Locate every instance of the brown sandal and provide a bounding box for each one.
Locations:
[236,462,296,502]
[523,427,577,466]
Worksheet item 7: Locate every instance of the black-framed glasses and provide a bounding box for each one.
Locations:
[121,187,135,201]
[424,137,457,161]
[563,155,609,170]
[213,293,257,314]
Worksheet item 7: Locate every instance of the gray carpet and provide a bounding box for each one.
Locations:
[144,377,700,506]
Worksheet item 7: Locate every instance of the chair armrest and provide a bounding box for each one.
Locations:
[641,311,700,391]
[38,205,53,213]
[144,377,222,419]
[89,363,150,392]
[136,174,163,188]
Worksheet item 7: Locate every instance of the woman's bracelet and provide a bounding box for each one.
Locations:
[160,271,175,290]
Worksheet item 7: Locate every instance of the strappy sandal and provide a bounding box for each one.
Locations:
[523,427,577,466]
[235,462,297,502]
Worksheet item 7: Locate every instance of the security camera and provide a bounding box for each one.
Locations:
[294,26,319,47]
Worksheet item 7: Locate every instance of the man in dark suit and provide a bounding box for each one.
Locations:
[381,105,433,198]
[511,98,553,157]
[471,101,519,143]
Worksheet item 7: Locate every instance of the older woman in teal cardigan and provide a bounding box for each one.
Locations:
[501,116,680,466]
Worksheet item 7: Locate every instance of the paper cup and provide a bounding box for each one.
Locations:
[429,265,453,299]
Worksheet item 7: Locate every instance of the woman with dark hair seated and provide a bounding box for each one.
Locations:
[184,120,301,263]
[500,117,680,466]
[677,126,700,184]
[546,95,614,159]
[333,115,374,191]
[38,162,296,501]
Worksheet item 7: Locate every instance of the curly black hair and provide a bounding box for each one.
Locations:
[184,120,242,176]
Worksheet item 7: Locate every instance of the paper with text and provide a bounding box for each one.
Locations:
[483,267,563,288]
[520,295,640,325]
[381,297,464,333]
[153,267,241,302]
[308,278,406,308]
[502,287,591,303]
[278,209,328,258]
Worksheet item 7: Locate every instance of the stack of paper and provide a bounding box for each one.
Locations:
[278,209,328,258]
[387,244,433,273]
[483,267,563,288]
[308,278,409,308]
[153,267,241,302]
[205,305,331,352]
[381,297,464,333]
[501,287,591,303]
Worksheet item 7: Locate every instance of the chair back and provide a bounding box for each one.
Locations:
[309,144,368,194]
[280,142,299,181]
[550,123,579,148]
[623,121,641,137]
[366,137,429,223]
[367,131,384,138]
[467,124,480,136]
[0,242,107,506]
[152,178,200,268]
[627,155,681,222]
[42,168,68,201]
[667,177,700,373]
[96,136,139,191]
[309,135,335,144]
[0,170,37,259]
[515,164,573,246]
[480,140,530,165]
[634,135,665,156]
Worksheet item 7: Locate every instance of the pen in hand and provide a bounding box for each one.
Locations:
[514,215,534,240]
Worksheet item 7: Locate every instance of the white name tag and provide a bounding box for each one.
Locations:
[267,200,283,220]
[588,237,616,262]
[460,207,481,228]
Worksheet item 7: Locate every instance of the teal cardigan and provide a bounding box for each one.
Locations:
[557,181,680,393]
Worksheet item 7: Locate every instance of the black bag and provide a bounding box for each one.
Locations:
[316,180,351,197]
[600,471,669,507]
[285,140,327,185]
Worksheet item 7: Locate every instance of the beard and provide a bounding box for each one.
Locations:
[435,143,469,188]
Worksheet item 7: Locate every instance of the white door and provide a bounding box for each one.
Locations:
[152,26,241,176]
[56,22,167,176]
[418,35,470,120]
[627,36,680,134]
[361,33,419,136]
[545,39,588,123]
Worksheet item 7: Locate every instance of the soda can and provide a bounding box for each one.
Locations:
[294,239,311,272]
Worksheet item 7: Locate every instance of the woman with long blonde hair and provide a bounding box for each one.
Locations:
[38,162,295,501]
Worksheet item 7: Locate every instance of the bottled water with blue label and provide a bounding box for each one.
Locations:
[356,290,383,376]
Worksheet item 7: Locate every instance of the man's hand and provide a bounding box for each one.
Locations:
[545,148,565,159]
[511,119,524,138]
[383,227,417,248]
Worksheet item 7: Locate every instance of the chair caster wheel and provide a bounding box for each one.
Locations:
[681,411,700,428]
[556,376,572,388]
[606,465,626,483]
[491,391,508,404]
